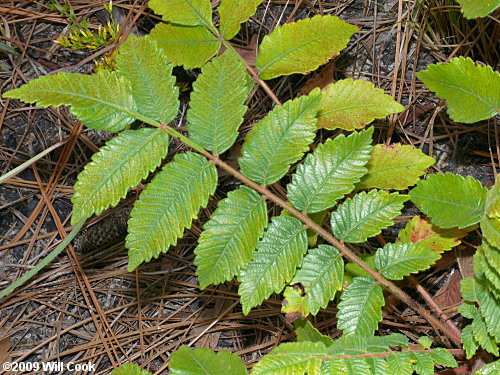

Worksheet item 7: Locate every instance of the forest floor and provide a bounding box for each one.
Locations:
[0,1,498,374]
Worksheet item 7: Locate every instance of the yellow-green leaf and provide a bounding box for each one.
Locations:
[149,23,220,69]
[256,15,358,80]
[456,0,500,19]
[416,57,500,123]
[149,0,212,27]
[317,78,404,130]
[219,0,263,39]
[357,143,435,190]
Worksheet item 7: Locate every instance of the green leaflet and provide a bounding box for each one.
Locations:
[328,334,409,355]
[256,15,358,80]
[456,0,500,19]
[115,35,179,124]
[336,276,384,336]
[357,144,435,190]
[374,242,441,280]
[398,216,467,253]
[110,363,152,375]
[149,23,220,69]
[149,0,213,27]
[3,70,136,132]
[251,341,326,375]
[126,152,217,271]
[477,240,500,294]
[473,360,500,375]
[416,57,500,123]
[410,172,487,229]
[330,190,410,243]
[239,90,321,186]
[462,325,479,359]
[194,186,267,289]
[294,319,334,346]
[238,216,307,314]
[218,0,263,39]
[429,348,458,368]
[187,49,251,154]
[386,353,412,375]
[287,127,373,213]
[290,245,344,315]
[324,357,373,375]
[481,178,500,248]
[459,302,499,356]
[169,346,247,375]
[72,128,169,224]
[317,78,404,130]
[410,352,434,375]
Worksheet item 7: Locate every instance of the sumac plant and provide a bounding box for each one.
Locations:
[4,0,499,373]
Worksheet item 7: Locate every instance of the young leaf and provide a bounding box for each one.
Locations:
[416,57,500,123]
[194,186,267,289]
[456,0,500,19]
[3,70,136,132]
[287,128,373,214]
[239,90,321,185]
[398,216,467,253]
[187,50,251,154]
[238,216,308,315]
[386,353,412,375]
[294,319,334,346]
[291,245,344,315]
[374,242,441,280]
[330,190,410,243]
[410,172,487,229]
[357,144,435,190]
[126,152,217,271]
[256,15,358,80]
[169,346,247,375]
[149,23,220,69]
[149,0,212,27]
[110,363,152,375]
[317,78,404,130]
[337,276,384,336]
[72,128,169,224]
[218,0,263,40]
[282,286,310,318]
[115,35,179,124]
[251,341,326,375]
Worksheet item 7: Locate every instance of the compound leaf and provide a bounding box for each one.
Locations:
[3,70,136,132]
[238,216,307,315]
[287,127,373,213]
[72,128,169,224]
[317,78,404,130]
[115,35,179,124]
[149,23,220,69]
[256,15,358,80]
[218,0,263,39]
[337,276,384,336]
[410,172,487,229]
[149,0,212,27]
[239,90,321,185]
[416,57,500,123]
[456,0,500,19]
[357,144,435,190]
[251,341,327,375]
[458,302,499,356]
[291,245,344,315]
[195,186,267,289]
[126,152,217,271]
[111,363,152,375]
[169,346,247,375]
[398,216,467,253]
[374,242,441,280]
[187,50,251,154]
[330,190,409,243]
